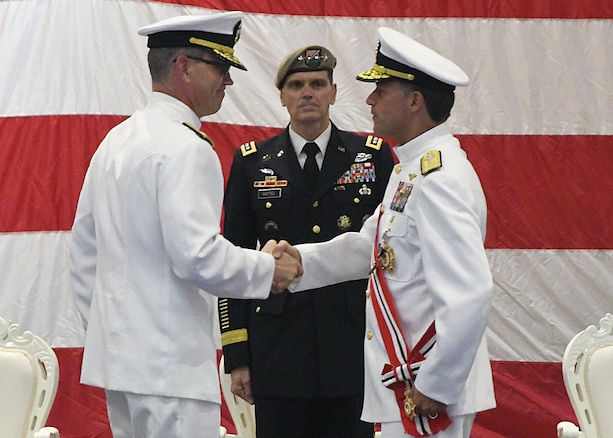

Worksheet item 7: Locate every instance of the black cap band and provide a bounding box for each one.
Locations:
[147,30,234,49]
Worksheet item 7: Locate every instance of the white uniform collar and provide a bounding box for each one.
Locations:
[148,92,202,128]
[393,122,453,163]
[288,122,332,158]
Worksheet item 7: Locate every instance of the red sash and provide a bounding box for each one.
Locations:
[369,214,452,436]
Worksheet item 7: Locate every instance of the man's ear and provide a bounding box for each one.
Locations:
[173,54,191,82]
[408,90,425,112]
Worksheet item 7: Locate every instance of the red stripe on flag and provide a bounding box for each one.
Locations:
[1,116,611,250]
[473,361,577,438]
[0,115,126,234]
[462,135,613,250]
[48,348,112,438]
[148,0,613,19]
[0,115,280,233]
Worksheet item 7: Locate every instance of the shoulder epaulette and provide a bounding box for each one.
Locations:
[182,122,214,148]
[240,141,257,157]
[365,135,383,150]
[421,150,442,175]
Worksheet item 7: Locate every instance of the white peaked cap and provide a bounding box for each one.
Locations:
[357,27,469,90]
[138,11,247,70]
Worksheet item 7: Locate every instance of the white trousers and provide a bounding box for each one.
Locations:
[105,390,219,438]
[380,414,476,438]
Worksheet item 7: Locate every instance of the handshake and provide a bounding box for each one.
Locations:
[262,240,302,293]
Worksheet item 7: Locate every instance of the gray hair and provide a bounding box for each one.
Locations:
[148,46,216,82]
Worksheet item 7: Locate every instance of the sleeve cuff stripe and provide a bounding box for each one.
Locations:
[221,328,249,346]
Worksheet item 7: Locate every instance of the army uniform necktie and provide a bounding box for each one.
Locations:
[302,142,320,190]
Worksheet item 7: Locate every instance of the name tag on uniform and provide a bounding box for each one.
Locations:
[257,188,282,199]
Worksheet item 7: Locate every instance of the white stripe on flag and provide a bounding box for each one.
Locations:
[0,2,610,135]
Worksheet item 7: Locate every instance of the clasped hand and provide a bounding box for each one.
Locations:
[410,386,447,419]
[261,240,302,293]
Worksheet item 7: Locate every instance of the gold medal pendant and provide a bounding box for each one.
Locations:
[376,230,395,271]
[403,385,416,420]
[377,244,395,271]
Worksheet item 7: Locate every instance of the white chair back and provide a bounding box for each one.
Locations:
[0,317,60,438]
[558,313,613,438]
[219,355,256,438]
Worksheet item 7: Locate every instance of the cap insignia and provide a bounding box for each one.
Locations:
[298,48,328,68]
[234,21,242,44]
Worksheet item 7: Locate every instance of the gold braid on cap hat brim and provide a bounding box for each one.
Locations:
[358,63,415,81]
[188,37,245,69]
[358,62,455,92]
[373,63,415,81]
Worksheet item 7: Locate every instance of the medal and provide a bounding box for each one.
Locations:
[376,230,395,271]
[404,386,416,420]
[377,244,395,271]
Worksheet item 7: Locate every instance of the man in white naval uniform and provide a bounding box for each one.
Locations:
[283,27,496,437]
[69,12,301,438]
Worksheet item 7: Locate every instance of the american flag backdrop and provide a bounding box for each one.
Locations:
[0,0,611,436]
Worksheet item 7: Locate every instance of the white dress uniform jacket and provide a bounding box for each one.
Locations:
[70,92,275,403]
[291,122,496,422]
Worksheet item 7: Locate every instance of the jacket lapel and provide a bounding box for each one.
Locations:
[314,124,355,197]
[266,125,358,196]
[262,129,305,189]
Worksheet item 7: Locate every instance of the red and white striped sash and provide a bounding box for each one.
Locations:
[369,213,451,436]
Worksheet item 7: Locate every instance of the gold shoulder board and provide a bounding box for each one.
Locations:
[182,122,214,148]
[365,135,383,150]
[240,141,257,157]
[421,150,442,175]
